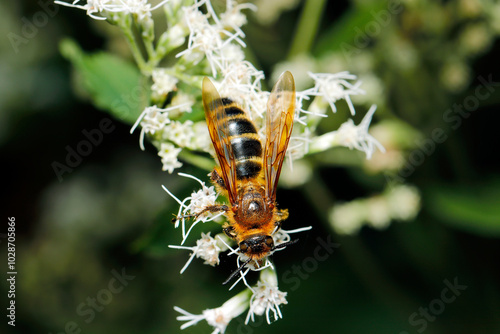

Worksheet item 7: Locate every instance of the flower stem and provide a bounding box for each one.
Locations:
[288,0,327,58]
[120,15,151,75]
[178,150,214,171]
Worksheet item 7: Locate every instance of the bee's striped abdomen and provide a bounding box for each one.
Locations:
[222,99,262,180]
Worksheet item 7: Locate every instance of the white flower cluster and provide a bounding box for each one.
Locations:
[162,173,221,243]
[59,1,389,332]
[169,232,229,273]
[130,104,197,172]
[55,0,170,20]
[174,268,288,333]
[119,0,385,175]
[163,171,312,331]
[309,104,386,160]
[329,184,421,235]
[176,0,256,76]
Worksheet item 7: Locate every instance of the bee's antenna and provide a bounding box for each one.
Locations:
[222,257,252,285]
[271,238,299,252]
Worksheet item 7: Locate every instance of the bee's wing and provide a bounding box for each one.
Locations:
[264,71,295,202]
[202,77,238,205]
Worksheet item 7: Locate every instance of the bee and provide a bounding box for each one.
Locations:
[176,71,297,284]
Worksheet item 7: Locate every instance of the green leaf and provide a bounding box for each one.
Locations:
[425,179,500,237]
[60,39,149,124]
[314,2,392,56]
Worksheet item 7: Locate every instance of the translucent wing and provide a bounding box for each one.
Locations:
[202,77,238,205]
[264,71,296,202]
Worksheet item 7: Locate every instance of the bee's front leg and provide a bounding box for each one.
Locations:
[171,204,229,224]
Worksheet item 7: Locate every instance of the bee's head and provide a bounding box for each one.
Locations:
[222,236,300,285]
[238,234,274,258]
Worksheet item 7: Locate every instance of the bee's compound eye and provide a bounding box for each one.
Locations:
[265,236,274,246]
[239,242,248,252]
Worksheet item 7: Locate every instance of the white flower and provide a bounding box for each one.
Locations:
[329,200,366,235]
[329,184,421,235]
[272,54,317,91]
[175,289,251,333]
[151,68,178,97]
[176,3,224,75]
[55,0,169,20]
[170,93,194,113]
[130,103,192,150]
[219,43,246,65]
[169,232,229,273]
[162,120,195,147]
[130,105,172,150]
[191,121,212,151]
[386,184,421,221]
[246,268,288,324]
[177,0,251,76]
[252,0,300,25]
[311,105,385,159]
[279,159,312,188]
[272,226,312,247]
[335,105,385,159]
[220,1,257,34]
[188,182,218,214]
[305,71,366,115]
[287,127,311,162]
[366,196,391,229]
[157,142,182,173]
[217,61,266,120]
[162,173,222,244]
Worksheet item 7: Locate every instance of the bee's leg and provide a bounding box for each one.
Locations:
[171,204,229,224]
[210,168,226,190]
[274,208,289,229]
[222,223,237,239]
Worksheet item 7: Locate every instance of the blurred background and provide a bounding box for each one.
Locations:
[2,0,500,333]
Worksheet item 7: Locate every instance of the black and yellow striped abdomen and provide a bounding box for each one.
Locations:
[221,99,262,180]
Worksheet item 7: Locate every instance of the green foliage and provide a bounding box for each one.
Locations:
[314,2,387,56]
[426,179,500,237]
[60,39,150,124]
